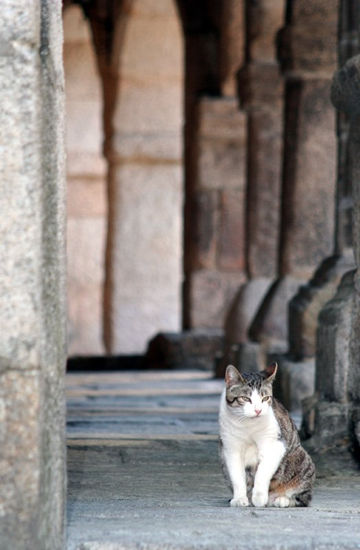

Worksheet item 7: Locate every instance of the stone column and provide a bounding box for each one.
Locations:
[304,54,360,466]
[90,0,184,355]
[0,2,66,549]
[224,0,285,350]
[288,0,358,363]
[272,0,358,413]
[64,6,107,356]
[187,97,247,329]
[249,0,338,351]
[180,1,247,331]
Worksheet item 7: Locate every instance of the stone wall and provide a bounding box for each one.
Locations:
[0,1,66,548]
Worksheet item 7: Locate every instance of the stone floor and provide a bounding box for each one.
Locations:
[66,370,360,550]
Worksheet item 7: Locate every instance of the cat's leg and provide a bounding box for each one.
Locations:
[269,450,315,508]
[252,441,286,507]
[223,447,249,507]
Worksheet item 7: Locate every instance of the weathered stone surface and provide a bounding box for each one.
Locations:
[192,190,219,269]
[64,6,107,356]
[248,1,338,362]
[245,111,282,275]
[269,355,315,412]
[249,276,304,349]
[309,15,360,469]
[280,77,336,277]
[197,97,246,190]
[146,330,224,371]
[106,164,183,354]
[278,0,338,74]
[215,337,266,378]
[0,1,66,548]
[354,407,360,448]
[238,64,283,280]
[224,278,273,343]
[315,270,354,402]
[68,283,105,356]
[189,270,246,329]
[104,0,184,354]
[237,341,266,374]
[300,392,319,440]
[218,188,246,270]
[67,180,107,218]
[289,253,354,358]
[306,401,351,455]
[216,3,285,369]
[246,0,285,63]
[66,215,106,355]
[331,55,360,116]
[220,0,245,96]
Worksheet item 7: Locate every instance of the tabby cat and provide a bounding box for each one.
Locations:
[219,362,315,507]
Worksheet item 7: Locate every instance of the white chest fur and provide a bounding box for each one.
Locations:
[219,389,285,467]
[219,390,286,507]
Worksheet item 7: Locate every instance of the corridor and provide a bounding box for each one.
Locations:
[66,370,360,550]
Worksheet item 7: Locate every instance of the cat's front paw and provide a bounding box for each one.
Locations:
[252,491,268,507]
[230,496,249,507]
[273,496,290,508]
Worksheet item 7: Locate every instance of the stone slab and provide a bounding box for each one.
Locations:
[146,330,224,371]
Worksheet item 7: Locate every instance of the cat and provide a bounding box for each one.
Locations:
[219,362,315,508]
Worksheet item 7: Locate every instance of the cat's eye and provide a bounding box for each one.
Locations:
[239,396,251,403]
[262,396,271,402]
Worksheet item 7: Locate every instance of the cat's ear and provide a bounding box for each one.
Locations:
[225,365,244,387]
[264,362,278,382]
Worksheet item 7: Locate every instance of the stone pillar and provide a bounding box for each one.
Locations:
[272,0,359,413]
[304,53,360,467]
[99,0,184,354]
[249,0,338,351]
[287,0,358,364]
[180,1,247,331]
[187,97,247,329]
[224,0,285,349]
[64,6,107,356]
[0,2,66,548]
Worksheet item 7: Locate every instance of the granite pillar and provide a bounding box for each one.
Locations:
[276,0,358,413]
[225,0,285,350]
[0,2,67,548]
[249,0,338,352]
[304,52,360,467]
[89,0,184,354]
[188,97,247,329]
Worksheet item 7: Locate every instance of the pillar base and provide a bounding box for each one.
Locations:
[224,277,273,343]
[249,275,305,350]
[268,353,315,413]
[289,252,354,358]
[303,400,359,475]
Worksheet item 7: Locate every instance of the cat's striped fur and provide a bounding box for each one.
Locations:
[219,363,315,507]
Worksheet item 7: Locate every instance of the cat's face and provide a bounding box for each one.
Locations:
[224,363,277,419]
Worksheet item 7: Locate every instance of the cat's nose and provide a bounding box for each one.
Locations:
[255,409,262,416]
